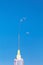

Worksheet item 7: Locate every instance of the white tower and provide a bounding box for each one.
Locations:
[14,34,24,65]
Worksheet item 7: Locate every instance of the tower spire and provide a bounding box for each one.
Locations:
[18,33,20,50]
[16,33,21,59]
[14,19,24,65]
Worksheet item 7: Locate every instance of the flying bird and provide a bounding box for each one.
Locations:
[20,17,26,22]
[26,32,30,35]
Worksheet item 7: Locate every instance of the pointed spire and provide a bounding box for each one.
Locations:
[16,49,21,59]
[16,34,21,59]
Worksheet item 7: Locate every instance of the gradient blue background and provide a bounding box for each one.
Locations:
[0,0,43,65]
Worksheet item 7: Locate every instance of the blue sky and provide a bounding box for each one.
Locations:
[0,0,43,65]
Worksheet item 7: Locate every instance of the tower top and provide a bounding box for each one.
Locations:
[16,34,21,59]
[16,49,21,59]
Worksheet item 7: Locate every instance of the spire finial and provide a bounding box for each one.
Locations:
[18,33,20,50]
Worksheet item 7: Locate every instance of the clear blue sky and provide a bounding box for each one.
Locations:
[0,0,43,65]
